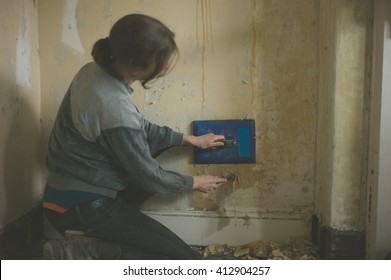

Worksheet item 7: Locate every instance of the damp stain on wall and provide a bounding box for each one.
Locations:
[181,0,318,216]
[196,0,214,111]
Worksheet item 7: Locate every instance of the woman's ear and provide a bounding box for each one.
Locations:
[128,67,140,76]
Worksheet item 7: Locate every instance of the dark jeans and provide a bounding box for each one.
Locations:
[44,197,200,260]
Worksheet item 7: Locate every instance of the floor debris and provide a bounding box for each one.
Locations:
[193,238,319,260]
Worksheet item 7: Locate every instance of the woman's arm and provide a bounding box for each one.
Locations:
[183,133,228,191]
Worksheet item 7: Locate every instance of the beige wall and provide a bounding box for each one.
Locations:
[367,0,391,260]
[0,0,42,228]
[315,0,372,232]
[38,0,318,221]
[143,0,318,219]
[0,0,373,242]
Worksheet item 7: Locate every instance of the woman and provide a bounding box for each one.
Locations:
[43,14,226,259]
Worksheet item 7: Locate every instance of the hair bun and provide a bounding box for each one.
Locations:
[91,37,113,68]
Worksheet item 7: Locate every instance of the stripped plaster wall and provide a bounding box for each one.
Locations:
[0,0,42,228]
[0,0,373,244]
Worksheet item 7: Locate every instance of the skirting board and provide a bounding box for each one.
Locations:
[142,210,310,246]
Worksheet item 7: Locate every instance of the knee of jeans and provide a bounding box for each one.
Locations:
[43,211,65,239]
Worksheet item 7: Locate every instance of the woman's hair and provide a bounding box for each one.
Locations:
[91,14,178,88]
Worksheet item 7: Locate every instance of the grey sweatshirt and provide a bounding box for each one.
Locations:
[46,62,193,198]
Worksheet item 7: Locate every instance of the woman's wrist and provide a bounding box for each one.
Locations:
[182,134,197,146]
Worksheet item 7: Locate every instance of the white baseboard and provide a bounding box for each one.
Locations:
[143,210,311,246]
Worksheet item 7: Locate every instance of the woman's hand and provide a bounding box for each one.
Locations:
[192,175,227,193]
[183,133,225,149]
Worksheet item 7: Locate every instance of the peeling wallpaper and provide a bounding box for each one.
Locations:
[144,0,318,217]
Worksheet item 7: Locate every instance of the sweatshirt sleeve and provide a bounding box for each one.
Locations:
[98,125,194,195]
[142,118,184,153]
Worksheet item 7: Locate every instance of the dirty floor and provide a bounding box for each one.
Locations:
[194,238,318,260]
[10,238,318,260]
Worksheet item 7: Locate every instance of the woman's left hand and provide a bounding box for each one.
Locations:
[192,175,227,193]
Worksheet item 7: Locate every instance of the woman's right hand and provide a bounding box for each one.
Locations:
[192,175,227,193]
[183,133,225,150]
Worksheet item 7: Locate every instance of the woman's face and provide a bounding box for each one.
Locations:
[134,55,173,82]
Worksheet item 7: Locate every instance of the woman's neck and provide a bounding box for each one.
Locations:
[111,63,135,86]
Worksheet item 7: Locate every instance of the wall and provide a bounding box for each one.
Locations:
[38,0,318,243]
[0,0,374,250]
[315,0,372,232]
[367,0,391,260]
[0,0,42,230]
